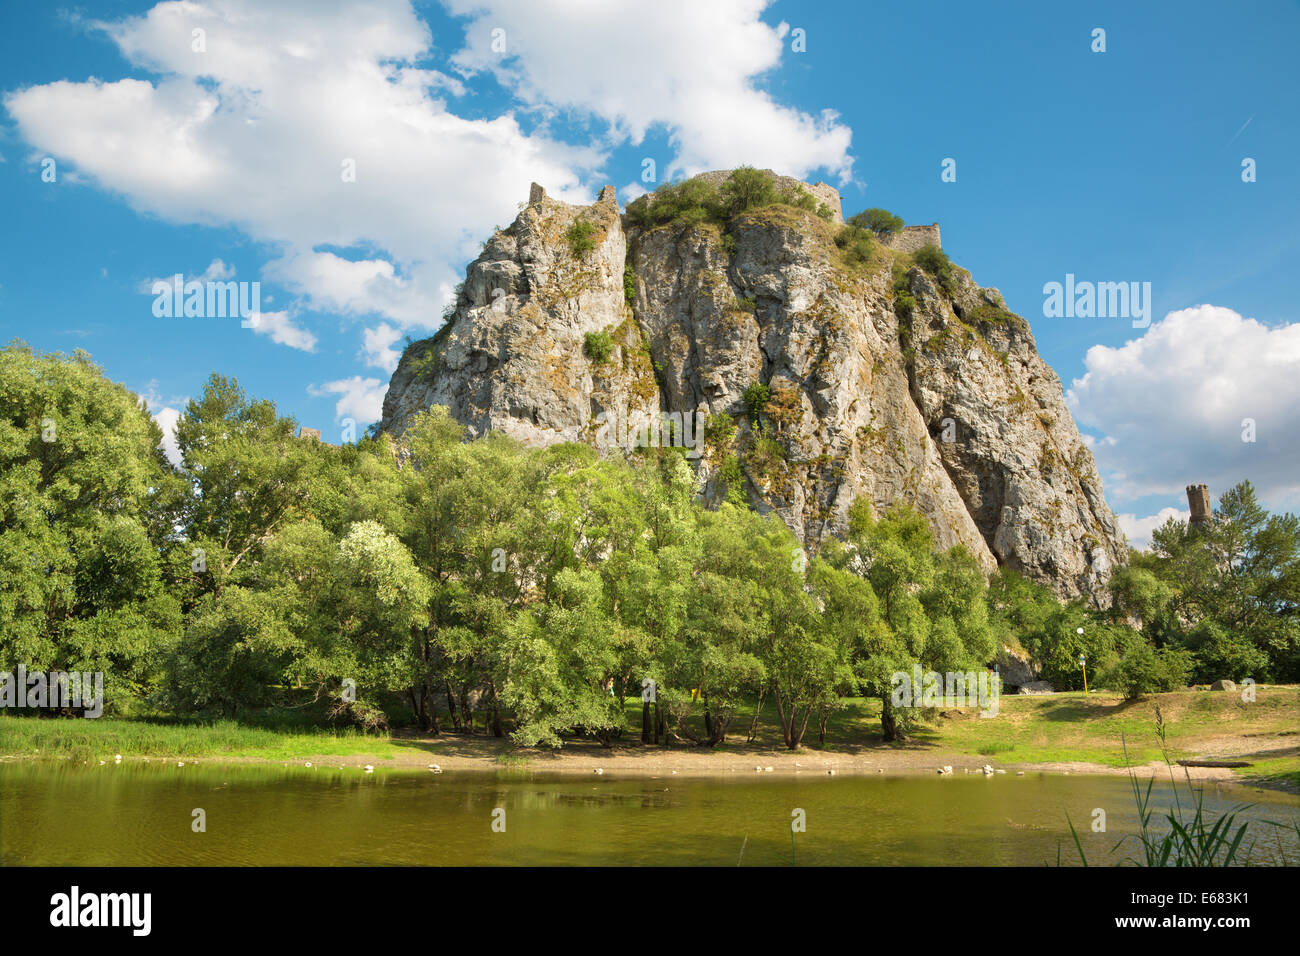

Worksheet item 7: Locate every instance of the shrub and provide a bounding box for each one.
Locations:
[778,185,818,214]
[967,302,1017,326]
[1184,621,1270,685]
[718,453,747,505]
[625,169,825,231]
[747,431,787,476]
[624,178,724,229]
[703,412,738,451]
[721,166,778,217]
[623,263,637,306]
[742,381,770,422]
[848,208,904,236]
[913,244,957,294]
[1102,638,1194,699]
[565,220,597,258]
[583,330,614,364]
[834,224,875,270]
[892,269,916,317]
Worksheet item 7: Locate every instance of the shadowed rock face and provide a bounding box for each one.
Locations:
[380,172,1126,604]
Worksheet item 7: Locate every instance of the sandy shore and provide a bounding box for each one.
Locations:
[254,733,1264,785]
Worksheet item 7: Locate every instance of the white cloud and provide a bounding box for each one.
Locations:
[139,381,186,466]
[620,182,649,204]
[446,0,853,184]
[1117,507,1189,551]
[362,323,404,373]
[138,257,234,293]
[1068,305,1300,510]
[309,376,389,425]
[5,0,855,376]
[262,251,424,325]
[248,310,316,352]
[4,0,600,340]
[153,406,183,467]
[199,258,235,281]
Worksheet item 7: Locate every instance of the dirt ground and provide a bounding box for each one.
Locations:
[271,732,1258,784]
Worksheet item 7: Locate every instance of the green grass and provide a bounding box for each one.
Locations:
[4,688,1296,779]
[0,715,402,763]
[1236,756,1300,791]
[616,687,1299,770]
[918,688,1299,768]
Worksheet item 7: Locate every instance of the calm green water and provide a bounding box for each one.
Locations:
[2,762,1297,866]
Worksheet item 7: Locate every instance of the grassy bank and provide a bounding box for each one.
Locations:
[2,687,1295,788]
[0,717,408,763]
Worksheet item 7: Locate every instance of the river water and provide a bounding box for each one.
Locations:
[2,762,1297,866]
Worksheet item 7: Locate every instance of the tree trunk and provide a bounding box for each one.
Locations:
[426,680,441,735]
[773,689,797,749]
[445,681,461,732]
[459,687,473,734]
[880,696,904,742]
[708,717,729,747]
[746,687,766,744]
[641,700,653,743]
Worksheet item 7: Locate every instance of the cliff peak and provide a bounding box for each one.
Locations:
[380,171,1125,603]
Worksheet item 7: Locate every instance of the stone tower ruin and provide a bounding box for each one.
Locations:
[1186,484,1212,526]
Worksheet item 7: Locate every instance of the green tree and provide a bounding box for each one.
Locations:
[1100,633,1193,700]
[720,166,778,217]
[174,374,323,595]
[0,343,182,710]
[840,500,996,740]
[848,208,904,236]
[1143,481,1300,681]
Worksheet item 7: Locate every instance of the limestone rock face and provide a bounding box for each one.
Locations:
[380,184,659,448]
[902,268,1125,600]
[380,172,1127,603]
[995,644,1037,689]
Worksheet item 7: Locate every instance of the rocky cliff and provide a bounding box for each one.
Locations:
[380,171,1126,603]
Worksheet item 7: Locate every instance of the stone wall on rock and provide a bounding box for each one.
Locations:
[879,223,942,253]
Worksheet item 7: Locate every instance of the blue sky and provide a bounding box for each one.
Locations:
[2,0,1298,544]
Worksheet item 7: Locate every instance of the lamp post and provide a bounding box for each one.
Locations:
[1076,626,1088,694]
